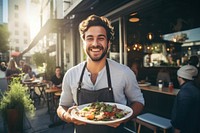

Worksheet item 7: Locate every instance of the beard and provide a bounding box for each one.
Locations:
[86,45,108,61]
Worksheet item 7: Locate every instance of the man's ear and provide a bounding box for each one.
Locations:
[107,41,111,51]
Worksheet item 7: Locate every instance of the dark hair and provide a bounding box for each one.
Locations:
[79,14,114,42]
[22,64,31,73]
[55,66,61,69]
[188,55,199,67]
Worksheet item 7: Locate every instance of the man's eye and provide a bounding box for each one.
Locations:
[98,38,105,41]
[86,38,93,41]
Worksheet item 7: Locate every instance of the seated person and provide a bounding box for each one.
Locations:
[188,55,200,88]
[0,63,6,78]
[28,67,37,79]
[0,62,7,71]
[171,65,200,133]
[130,61,139,78]
[6,59,21,80]
[51,66,64,88]
[22,64,35,82]
[188,55,199,67]
[130,61,147,82]
[156,68,171,87]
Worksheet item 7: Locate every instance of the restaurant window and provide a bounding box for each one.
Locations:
[109,21,119,62]
[24,31,27,36]
[126,0,200,68]
[15,47,19,51]
[15,30,19,35]
[14,5,19,10]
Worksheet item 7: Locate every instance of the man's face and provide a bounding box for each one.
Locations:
[55,68,61,75]
[83,26,110,61]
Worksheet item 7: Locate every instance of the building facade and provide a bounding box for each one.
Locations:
[8,0,30,58]
[23,0,200,72]
[0,0,3,24]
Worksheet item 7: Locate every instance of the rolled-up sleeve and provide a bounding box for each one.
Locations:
[125,68,145,105]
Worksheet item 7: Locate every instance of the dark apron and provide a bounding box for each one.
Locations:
[75,60,125,133]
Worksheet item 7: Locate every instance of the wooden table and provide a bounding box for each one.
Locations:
[45,87,62,125]
[139,85,179,119]
[45,87,62,113]
[140,85,179,96]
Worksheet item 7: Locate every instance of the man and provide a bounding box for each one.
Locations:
[188,55,200,88]
[0,62,7,71]
[51,66,63,88]
[171,65,200,133]
[57,15,144,133]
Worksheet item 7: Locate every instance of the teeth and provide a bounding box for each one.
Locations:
[91,48,101,52]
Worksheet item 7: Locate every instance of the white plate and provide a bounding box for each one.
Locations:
[71,102,133,125]
[138,82,151,87]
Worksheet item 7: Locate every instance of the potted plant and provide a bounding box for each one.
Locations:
[0,77,35,133]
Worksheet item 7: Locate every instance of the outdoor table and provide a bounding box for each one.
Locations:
[23,79,47,103]
[45,87,61,113]
[45,87,62,125]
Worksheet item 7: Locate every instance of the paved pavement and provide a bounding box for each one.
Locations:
[0,101,74,133]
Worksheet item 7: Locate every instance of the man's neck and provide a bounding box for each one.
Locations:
[56,74,61,78]
[86,58,106,74]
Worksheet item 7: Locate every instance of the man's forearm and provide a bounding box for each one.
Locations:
[57,105,70,122]
[131,102,144,117]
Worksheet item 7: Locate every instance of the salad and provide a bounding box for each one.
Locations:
[76,102,131,121]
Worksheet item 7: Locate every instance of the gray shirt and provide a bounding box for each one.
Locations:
[59,59,144,107]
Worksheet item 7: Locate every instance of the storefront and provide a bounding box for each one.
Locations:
[62,0,199,87]
[22,0,200,78]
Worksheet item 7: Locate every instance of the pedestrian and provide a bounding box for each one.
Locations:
[171,65,200,133]
[57,14,144,133]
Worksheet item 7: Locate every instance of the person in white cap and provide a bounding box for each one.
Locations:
[171,65,200,133]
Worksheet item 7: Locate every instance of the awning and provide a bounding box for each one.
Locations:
[182,41,200,47]
[11,51,21,57]
[20,19,69,56]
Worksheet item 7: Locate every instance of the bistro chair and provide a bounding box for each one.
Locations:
[135,113,172,133]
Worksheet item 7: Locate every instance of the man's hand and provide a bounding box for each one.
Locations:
[106,121,122,128]
[58,106,86,125]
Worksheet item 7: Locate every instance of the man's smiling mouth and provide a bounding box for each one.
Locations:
[90,48,102,52]
[89,46,103,52]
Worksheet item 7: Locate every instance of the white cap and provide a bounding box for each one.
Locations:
[177,65,198,80]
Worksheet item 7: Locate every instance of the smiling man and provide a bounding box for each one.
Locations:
[57,15,144,133]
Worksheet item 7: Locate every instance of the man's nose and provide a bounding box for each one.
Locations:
[92,38,98,46]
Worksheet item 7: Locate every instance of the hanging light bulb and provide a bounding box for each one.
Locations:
[129,12,140,23]
[147,33,153,40]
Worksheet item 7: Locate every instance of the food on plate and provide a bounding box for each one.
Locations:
[138,80,146,84]
[76,102,131,121]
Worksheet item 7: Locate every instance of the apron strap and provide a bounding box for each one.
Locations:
[106,60,112,89]
[78,62,87,89]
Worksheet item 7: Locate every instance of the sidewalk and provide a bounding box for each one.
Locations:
[0,102,74,133]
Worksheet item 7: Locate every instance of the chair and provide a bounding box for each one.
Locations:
[135,113,172,133]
